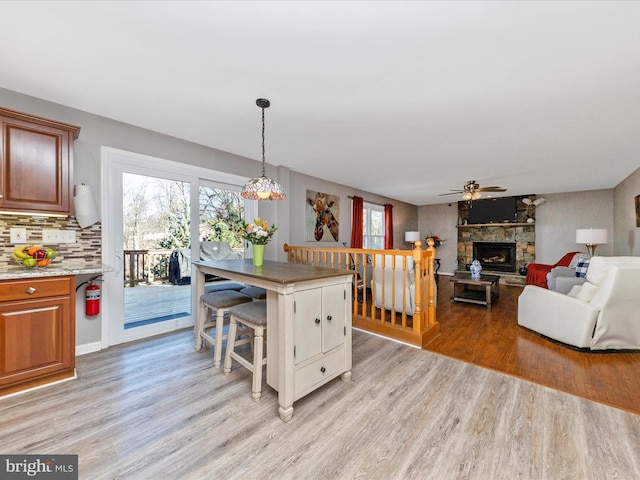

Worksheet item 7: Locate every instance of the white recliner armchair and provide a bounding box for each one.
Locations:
[518,256,640,350]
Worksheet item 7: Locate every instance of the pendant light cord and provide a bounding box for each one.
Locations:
[261,106,266,177]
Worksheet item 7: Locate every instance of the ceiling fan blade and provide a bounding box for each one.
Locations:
[438,191,463,196]
[478,187,507,192]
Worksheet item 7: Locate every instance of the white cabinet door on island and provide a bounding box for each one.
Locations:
[292,283,351,399]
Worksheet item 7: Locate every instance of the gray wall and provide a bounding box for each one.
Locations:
[536,189,614,261]
[3,86,636,348]
[288,171,417,250]
[613,166,640,256]
[418,188,625,275]
[1,87,263,349]
[417,203,459,274]
[0,87,418,348]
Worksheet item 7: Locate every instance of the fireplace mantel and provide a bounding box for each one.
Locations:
[458,223,531,228]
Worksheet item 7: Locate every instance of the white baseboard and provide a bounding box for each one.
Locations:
[76,342,103,356]
[353,327,420,349]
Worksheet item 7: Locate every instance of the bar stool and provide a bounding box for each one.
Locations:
[223,301,267,401]
[197,290,252,368]
[204,282,245,293]
[238,286,267,300]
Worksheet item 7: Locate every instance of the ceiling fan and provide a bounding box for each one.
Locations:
[439,180,507,201]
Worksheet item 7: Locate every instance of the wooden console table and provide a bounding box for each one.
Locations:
[449,273,500,309]
[192,259,353,422]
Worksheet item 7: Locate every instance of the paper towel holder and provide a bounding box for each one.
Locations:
[73,183,100,229]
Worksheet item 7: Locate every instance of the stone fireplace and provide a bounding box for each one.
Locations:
[457,196,537,278]
[473,242,517,273]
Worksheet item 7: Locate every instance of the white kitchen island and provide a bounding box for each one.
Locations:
[192,259,354,422]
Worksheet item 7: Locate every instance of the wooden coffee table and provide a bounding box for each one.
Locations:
[449,273,500,309]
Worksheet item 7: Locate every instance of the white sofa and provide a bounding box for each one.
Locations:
[518,256,640,350]
[372,254,416,315]
[546,253,590,294]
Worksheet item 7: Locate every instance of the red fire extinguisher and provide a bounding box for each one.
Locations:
[86,281,101,317]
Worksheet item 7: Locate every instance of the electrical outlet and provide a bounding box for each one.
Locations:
[10,228,27,244]
[42,228,77,244]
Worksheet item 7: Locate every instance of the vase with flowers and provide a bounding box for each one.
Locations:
[426,235,444,248]
[241,217,278,266]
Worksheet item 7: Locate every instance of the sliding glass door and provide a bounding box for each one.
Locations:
[102,147,252,347]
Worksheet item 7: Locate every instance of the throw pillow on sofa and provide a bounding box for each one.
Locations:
[575,258,590,278]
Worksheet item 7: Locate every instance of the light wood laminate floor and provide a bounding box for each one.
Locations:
[1,327,639,479]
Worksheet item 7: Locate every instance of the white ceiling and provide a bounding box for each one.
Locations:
[1,1,639,206]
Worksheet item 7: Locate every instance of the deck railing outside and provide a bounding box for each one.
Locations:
[283,240,439,348]
[124,249,173,287]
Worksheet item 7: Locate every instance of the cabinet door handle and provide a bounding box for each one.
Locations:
[326,315,332,321]
[26,287,37,295]
[315,318,321,324]
[320,367,326,373]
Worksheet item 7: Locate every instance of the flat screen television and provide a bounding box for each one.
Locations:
[468,197,517,224]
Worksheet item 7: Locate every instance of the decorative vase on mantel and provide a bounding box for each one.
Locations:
[252,244,265,267]
[470,259,482,279]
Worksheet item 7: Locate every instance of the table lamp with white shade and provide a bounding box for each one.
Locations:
[405,231,420,249]
[576,228,607,256]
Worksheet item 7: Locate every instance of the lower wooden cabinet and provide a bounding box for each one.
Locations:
[0,276,75,394]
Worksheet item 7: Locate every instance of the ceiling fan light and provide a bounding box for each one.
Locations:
[462,191,472,201]
[471,191,482,200]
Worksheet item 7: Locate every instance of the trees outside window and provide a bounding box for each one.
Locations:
[199,186,244,249]
[123,175,245,251]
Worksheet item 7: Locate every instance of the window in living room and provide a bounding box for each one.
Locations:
[363,202,385,249]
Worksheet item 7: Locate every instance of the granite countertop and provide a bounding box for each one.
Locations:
[0,261,113,280]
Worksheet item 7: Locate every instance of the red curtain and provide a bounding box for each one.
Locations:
[384,204,393,249]
[350,196,363,248]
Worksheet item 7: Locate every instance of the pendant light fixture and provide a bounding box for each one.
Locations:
[241,98,286,200]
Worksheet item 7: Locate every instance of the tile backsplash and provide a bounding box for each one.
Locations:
[0,214,101,267]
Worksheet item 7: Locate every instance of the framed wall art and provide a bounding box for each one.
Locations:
[635,194,640,227]
[306,190,340,242]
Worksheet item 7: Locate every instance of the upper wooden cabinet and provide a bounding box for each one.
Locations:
[0,107,80,215]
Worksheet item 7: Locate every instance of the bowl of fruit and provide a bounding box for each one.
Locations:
[12,245,57,268]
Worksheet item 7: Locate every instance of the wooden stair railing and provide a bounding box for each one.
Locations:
[283,240,439,348]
